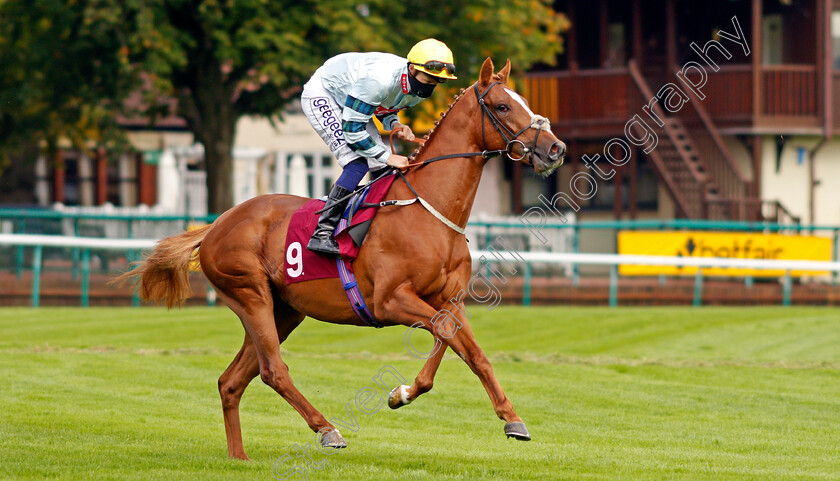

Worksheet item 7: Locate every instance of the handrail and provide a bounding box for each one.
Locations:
[0,233,156,249]
[467,219,839,231]
[0,234,160,308]
[1,233,834,261]
[627,60,696,218]
[672,66,748,184]
[629,61,705,181]
[0,209,218,223]
[524,68,630,79]
[474,249,838,307]
[473,250,840,272]
[761,64,818,72]
[770,200,801,225]
[2,210,838,231]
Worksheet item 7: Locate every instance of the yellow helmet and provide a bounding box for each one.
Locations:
[407,38,457,80]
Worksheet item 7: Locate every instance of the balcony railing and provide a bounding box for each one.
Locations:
[762,65,817,118]
[703,65,752,125]
[523,69,637,133]
[524,63,821,131]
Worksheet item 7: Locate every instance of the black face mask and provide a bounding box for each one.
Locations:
[407,72,436,98]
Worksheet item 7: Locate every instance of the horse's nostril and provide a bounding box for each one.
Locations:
[549,141,566,161]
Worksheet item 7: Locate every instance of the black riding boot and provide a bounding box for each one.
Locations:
[307,184,352,256]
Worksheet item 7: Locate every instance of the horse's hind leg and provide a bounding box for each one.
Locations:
[219,335,259,460]
[219,306,305,460]
[216,287,343,450]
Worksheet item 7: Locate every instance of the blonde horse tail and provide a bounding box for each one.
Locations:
[112,225,212,309]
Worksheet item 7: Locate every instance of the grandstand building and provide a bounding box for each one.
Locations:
[523,0,840,226]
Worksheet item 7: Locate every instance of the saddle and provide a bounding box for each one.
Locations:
[283,173,398,286]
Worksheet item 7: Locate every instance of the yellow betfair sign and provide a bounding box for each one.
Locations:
[618,231,832,277]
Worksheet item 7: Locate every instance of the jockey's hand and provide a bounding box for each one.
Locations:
[386,154,409,169]
[393,123,415,142]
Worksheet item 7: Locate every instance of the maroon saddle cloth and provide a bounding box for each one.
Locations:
[283,173,398,285]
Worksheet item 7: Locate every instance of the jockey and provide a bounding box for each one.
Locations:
[301,38,457,255]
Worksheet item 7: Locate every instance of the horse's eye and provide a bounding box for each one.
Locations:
[496,104,510,113]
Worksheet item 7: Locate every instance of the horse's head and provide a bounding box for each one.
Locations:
[472,58,566,176]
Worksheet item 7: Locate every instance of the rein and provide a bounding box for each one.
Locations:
[317,82,543,233]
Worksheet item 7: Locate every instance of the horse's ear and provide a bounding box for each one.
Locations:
[479,57,495,87]
[498,59,512,84]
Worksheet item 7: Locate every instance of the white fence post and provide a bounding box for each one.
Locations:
[289,154,308,197]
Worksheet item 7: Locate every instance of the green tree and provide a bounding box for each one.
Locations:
[0,0,138,176]
[1,0,567,213]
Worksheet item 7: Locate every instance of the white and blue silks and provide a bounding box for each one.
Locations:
[301,52,427,169]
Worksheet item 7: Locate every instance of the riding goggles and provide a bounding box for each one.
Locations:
[411,60,456,78]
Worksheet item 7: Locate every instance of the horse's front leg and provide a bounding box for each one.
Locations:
[440,310,531,440]
[377,286,530,440]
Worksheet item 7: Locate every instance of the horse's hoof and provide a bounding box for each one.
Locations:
[504,422,531,441]
[388,384,412,409]
[318,428,347,449]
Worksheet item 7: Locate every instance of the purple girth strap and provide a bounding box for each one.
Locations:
[335,239,381,328]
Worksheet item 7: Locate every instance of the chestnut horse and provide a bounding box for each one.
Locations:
[119,58,565,459]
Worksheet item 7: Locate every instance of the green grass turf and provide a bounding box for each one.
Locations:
[1,306,839,480]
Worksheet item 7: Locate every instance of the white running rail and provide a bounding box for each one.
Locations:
[1,235,838,308]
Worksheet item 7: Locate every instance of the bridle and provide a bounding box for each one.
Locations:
[403,80,547,167]
[474,81,546,163]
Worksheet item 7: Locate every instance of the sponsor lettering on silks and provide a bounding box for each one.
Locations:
[312,98,345,150]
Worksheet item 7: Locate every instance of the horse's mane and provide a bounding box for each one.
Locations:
[411,74,507,160]
[410,87,468,160]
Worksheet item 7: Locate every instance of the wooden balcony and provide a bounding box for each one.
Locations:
[762,66,818,118]
[703,65,753,126]
[524,68,640,139]
[523,63,813,222]
[524,64,823,137]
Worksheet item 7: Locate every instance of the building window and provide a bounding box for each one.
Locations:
[832,11,840,69]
